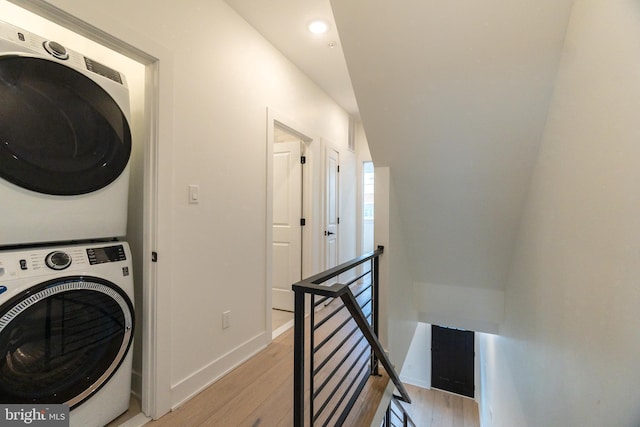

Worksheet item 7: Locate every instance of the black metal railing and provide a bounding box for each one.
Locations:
[292,246,411,426]
[381,395,417,427]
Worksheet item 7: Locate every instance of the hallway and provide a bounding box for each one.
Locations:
[141,322,480,426]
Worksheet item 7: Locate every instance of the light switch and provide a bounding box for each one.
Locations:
[188,184,200,204]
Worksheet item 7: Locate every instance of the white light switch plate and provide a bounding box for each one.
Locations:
[188,184,200,204]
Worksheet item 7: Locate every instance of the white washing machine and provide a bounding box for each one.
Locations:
[0,20,132,246]
[0,241,135,427]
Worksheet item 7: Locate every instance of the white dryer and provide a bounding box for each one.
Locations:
[0,241,135,427]
[0,21,132,246]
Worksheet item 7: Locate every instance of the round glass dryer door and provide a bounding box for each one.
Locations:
[0,277,134,408]
[0,56,131,195]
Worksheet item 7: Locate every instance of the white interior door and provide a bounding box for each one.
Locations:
[325,147,339,275]
[272,140,303,311]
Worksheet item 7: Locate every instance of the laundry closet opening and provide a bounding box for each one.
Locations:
[0,1,155,424]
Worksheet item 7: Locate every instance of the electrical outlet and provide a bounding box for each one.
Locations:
[222,311,231,329]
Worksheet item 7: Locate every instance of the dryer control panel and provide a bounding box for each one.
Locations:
[0,21,127,86]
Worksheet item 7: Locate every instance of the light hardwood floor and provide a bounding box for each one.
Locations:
[142,325,480,427]
[402,384,480,427]
[147,326,296,427]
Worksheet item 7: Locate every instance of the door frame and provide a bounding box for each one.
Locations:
[266,108,314,328]
[8,0,172,418]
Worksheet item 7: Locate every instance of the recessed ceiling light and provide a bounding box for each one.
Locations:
[308,20,329,35]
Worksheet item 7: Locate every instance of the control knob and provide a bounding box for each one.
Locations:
[43,40,69,60]
[45,251,72,270]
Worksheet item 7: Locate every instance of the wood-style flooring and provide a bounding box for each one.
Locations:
[143,321,480,427]
[402,384,480,427]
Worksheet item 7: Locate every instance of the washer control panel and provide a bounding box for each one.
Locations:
[87,245,127,265]
[0,243,128,280]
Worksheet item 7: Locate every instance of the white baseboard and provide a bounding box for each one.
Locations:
[170,331,271,409]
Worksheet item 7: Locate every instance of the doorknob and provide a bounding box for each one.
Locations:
[325,231,335,236]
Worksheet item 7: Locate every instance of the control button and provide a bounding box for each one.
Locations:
[19,259,27,270]
[45,251,72,270]
[0,286,6,295]
[43,40,69,60]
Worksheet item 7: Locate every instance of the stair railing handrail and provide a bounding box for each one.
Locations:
[292,246,412,426]
[384,394,417,427]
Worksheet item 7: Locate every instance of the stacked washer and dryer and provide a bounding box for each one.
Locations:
[0,21,135,427]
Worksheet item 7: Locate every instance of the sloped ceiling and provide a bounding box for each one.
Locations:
[331,0,575,290]
[226,0,576,292]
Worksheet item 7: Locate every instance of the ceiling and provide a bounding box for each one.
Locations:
[223,0,357,115]
[226,0,577,292]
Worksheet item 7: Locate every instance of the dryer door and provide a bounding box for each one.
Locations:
[0,276,134,408]
[0,55,131,195]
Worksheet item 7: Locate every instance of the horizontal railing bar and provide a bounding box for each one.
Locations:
[344,270,371,288]
[313,304,372,356]
[315,347,369,424]
[334,364,371,427]
[314,315,355,354]
[390,407,401,420]
[353,282,372,299]
[391,396,417,427]
[313,310,371,376]
[322,355,370,427]
[359,297,372,314]
[315,295,330,307]
[314,302,348,330]
[314,293,371,331]
[292,247,384,295]
[340,290,413,404]
[314,347,368,415]
[313,334,367,399]
[313,329,364,392]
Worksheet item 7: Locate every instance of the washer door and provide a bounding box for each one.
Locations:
[0,55,131,195]
[0,276,134,408]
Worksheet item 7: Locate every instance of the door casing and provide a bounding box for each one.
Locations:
[266,109,314,326]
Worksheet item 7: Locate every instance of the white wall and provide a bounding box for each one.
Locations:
[415,282,504,334]
[479,1,640,425]
[400,322,431,389]
[27,0,357,414]
[375,167,418,369]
